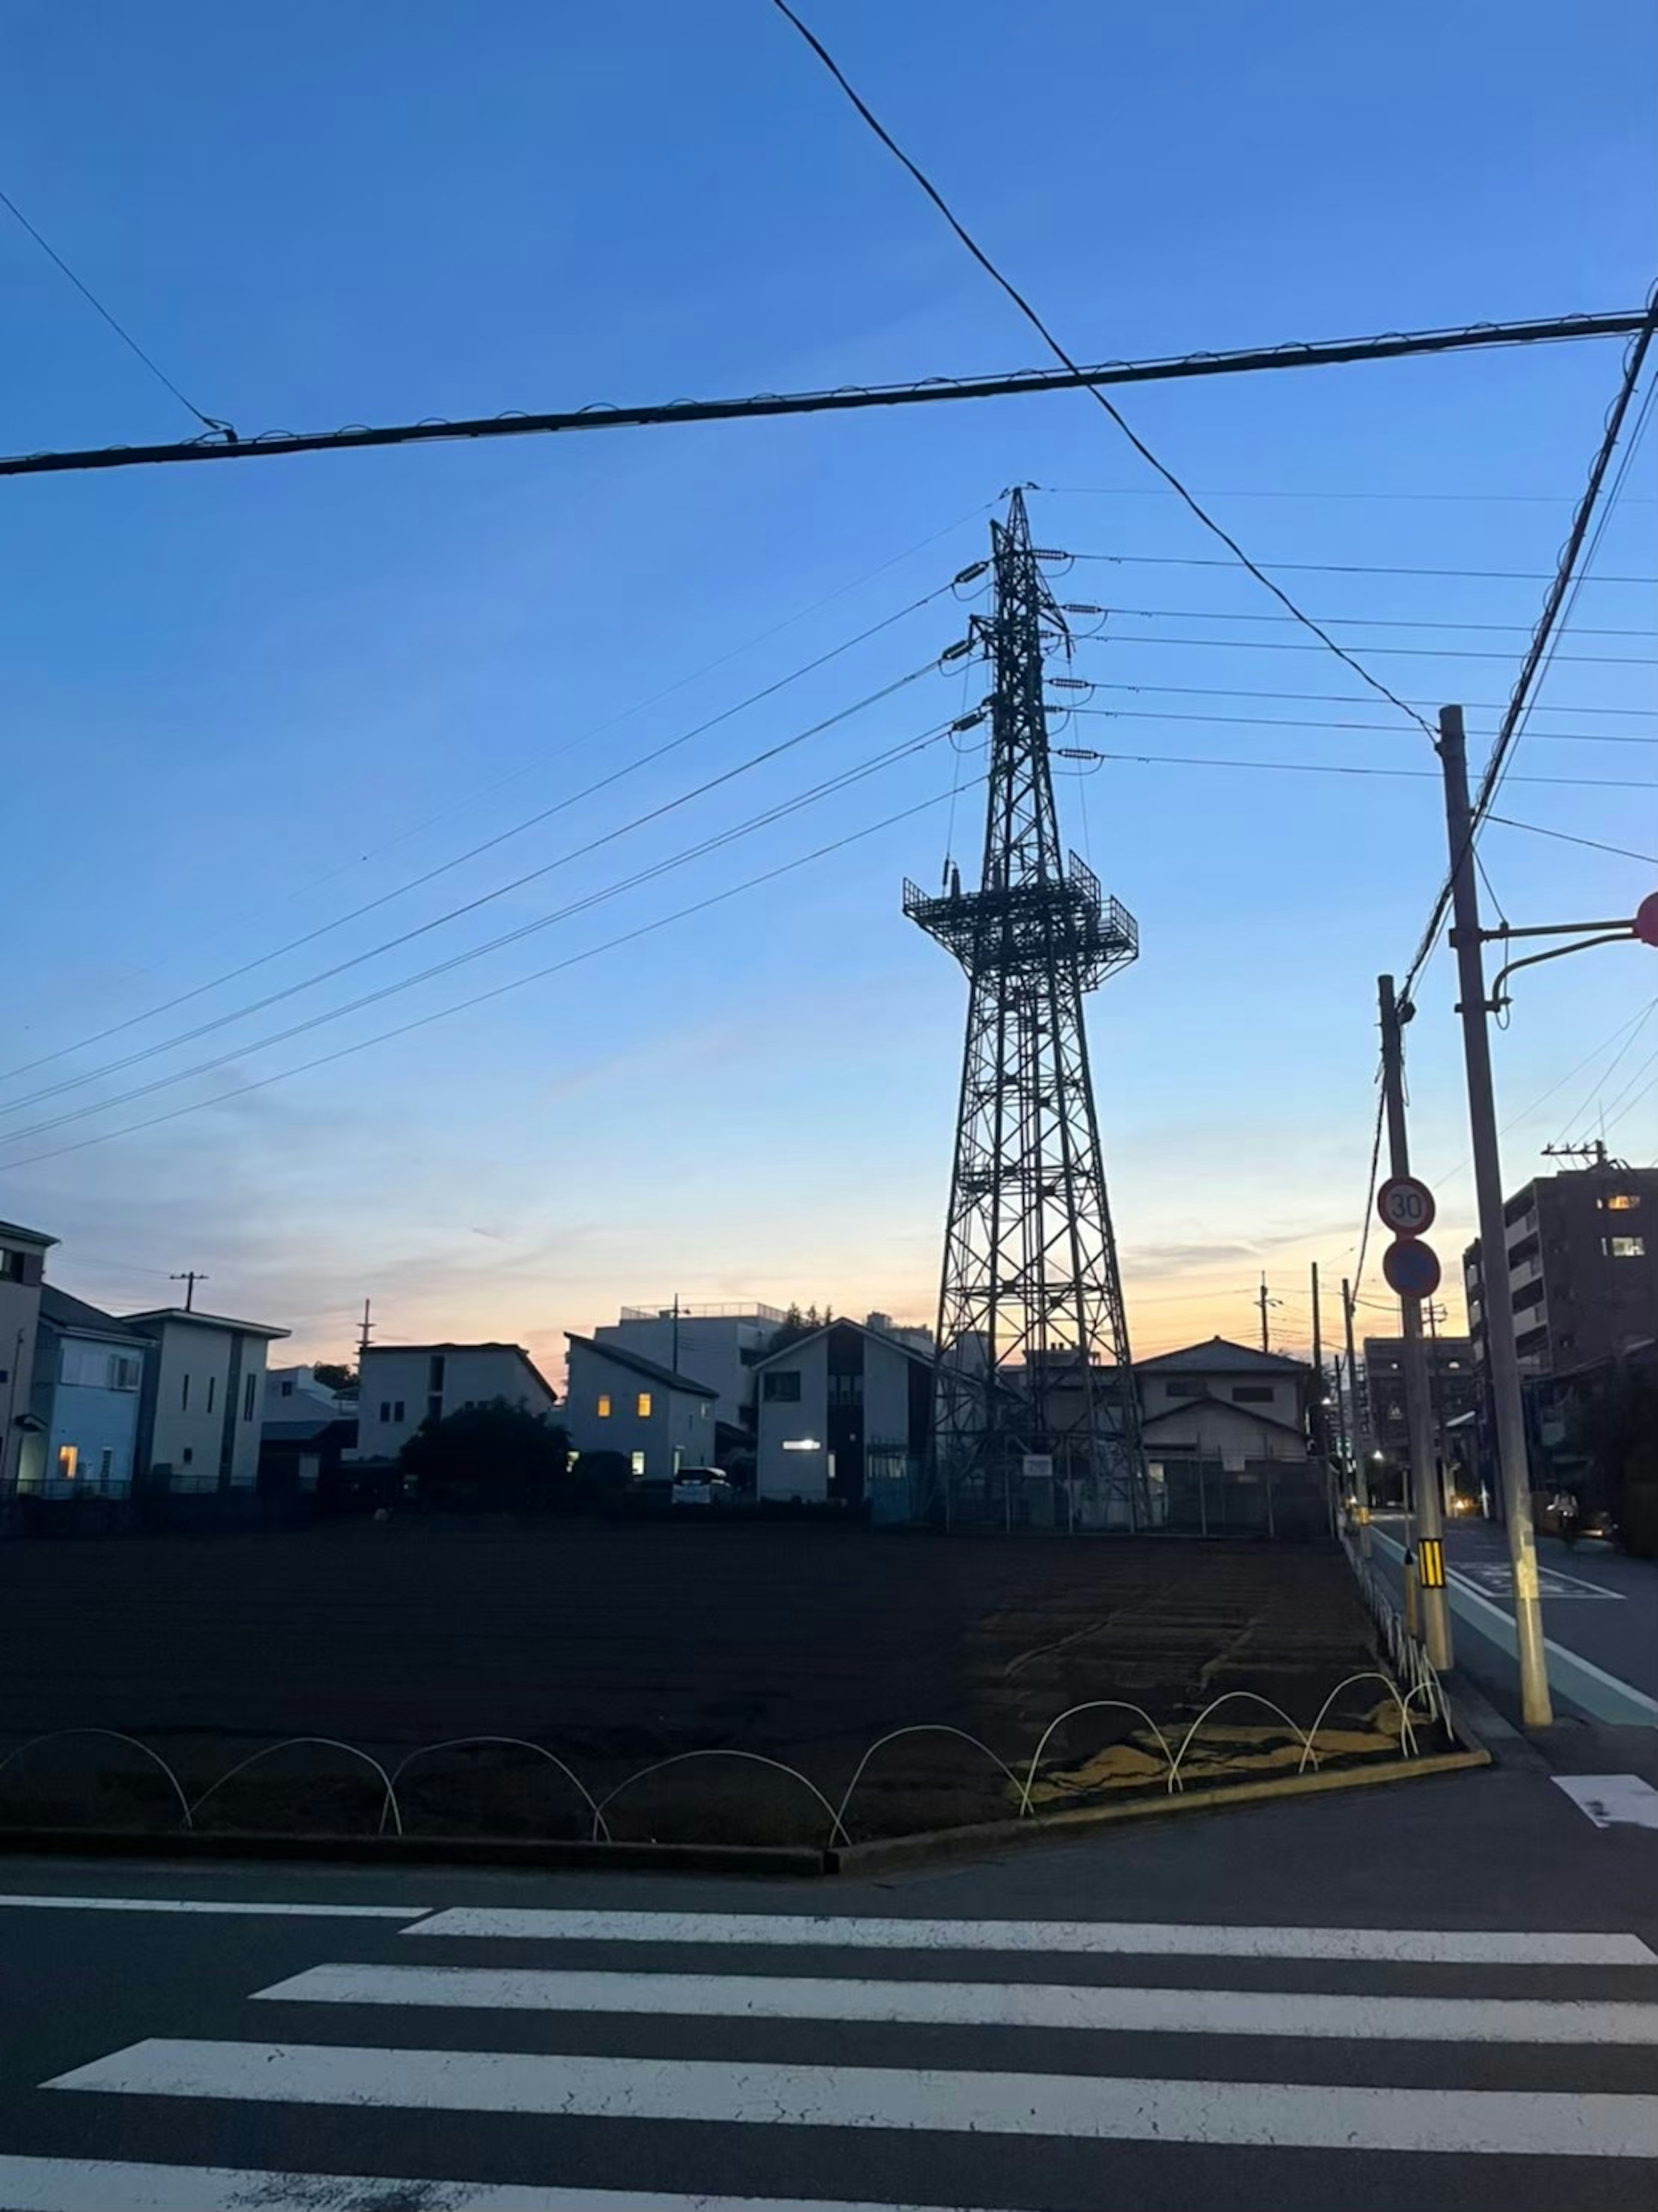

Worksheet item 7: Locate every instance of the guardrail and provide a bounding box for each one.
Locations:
[1341,1522,1450,1739]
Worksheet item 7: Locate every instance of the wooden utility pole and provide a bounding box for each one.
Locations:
[358,1299,374,1362]
[169,1270,208,1312]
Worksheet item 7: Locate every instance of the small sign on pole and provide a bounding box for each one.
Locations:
[1376,1174,1436,1236]
[1383,1235,1442,1300]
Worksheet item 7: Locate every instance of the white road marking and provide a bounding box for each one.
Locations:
[1370,1527,1658,1725]
[0,2160,975,2212]
[0,1894,431,1920]
[403,1908,1658,1965]
[44,2040,1658,2157]
[0,1893,433,1922]
[254,1962,1658,2044]
[1456,1562,1625,1601]
[1554,1775,1658,1832]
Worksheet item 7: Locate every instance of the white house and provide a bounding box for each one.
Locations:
[17,1287,147,1495]
[0,1217,56,1494]
[1135,1337,1310,1469]
[563,1333,718,1482]
[266,1364,357,1421]
[354,1342,560,1463]
[592,1302,786,1429]
[753,1318,933,1507]
[123,1306,291,1490]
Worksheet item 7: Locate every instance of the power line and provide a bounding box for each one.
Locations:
[1083,603,1656,639]
[768,0,1433,738]
[0,182,232,437]
[1483,814,1658,866]
[1057,732,1656,789]
[1351,1086,1388,1301]
[1425,998,1657,1191]
[2,310,1647,482]
[1400,303,1658,1002]
[1080,680,1652,719]
[0,594,948,1096]
[1060,704,1655,745]
[0,785,954,1173]
[0,666,944,1124]
[1555,1007,1658,1144]
[285,497,994,906]
[1073,631,1651,665]
[1595,1049,1658,1135]
[1042,482,1658,507]
[0,724,952,1150]
[1066,551,1656,586]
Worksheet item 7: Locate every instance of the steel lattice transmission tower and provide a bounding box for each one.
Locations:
[904,491,1147,1528]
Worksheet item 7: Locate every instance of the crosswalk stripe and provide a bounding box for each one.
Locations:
[44,2039,1658,2155]
[0,1894,430,1920]
[253,1961,1658,2044]
[402,1908,1658,1965]
[0,2158,976,2212]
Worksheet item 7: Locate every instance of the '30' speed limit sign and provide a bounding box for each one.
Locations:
[1376,1175,1436,1237]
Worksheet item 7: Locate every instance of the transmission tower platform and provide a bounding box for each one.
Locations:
[905,488,1148,1530]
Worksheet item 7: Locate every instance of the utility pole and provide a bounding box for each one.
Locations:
[358,1299,374,1363]
[1258,1273,1272,1353]
[1377,973,1453,1669]
[671,1292,682,1379]
[169,1270,208,1312]
[1438,703,1550,1723]
[1342,1277,1370,1545]
[1309,1261,1326,1456]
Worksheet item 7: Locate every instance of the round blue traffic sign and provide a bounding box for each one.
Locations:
[1382,1235,1442,1300]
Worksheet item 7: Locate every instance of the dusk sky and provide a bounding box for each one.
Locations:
[2,0,1653,1382]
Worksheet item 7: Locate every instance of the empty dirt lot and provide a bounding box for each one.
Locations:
[0,1519,1384,1839]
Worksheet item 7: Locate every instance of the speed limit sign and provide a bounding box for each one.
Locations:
[1376,1174,1436,1237]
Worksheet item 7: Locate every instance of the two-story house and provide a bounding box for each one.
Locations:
[563,1334,718,1482]
[354,1342,560,1463]
[1135,1337,1311,1468]
[18,1287,148,1494]
[123,1306,291,1490]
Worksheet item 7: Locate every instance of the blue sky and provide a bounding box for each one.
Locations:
[1,0,1653,1375]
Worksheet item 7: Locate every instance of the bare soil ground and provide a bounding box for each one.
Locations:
[0,1519,1389,1841]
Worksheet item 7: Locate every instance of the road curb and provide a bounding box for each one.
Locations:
[0,1748,1489,1879]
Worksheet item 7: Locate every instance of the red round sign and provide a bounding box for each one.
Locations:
[1383,1235,1442,1300]
[1376,1174,1437,1237]
[1635,891,1658,948]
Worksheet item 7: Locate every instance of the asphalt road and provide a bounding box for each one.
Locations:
[1,1763,1654,2210]
[1368,1515,1658,1727]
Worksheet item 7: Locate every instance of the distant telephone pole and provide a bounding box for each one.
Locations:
[169,1270,208,1312]
[358,1299,374,1362]
[1309,1262,1326,1458]
[1256,1273,1281,1353]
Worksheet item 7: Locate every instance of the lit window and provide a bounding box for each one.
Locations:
[597,1394,611,1418]
[1605,1193,1640,1211]
[630,1450,646,1477]
[636,1392,652,1418]
[57,1444,77,1482]
[1607,1236,1646,1258]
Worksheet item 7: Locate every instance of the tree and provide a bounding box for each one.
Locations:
[311,1361,357,1395]
[400,1396,572,1511]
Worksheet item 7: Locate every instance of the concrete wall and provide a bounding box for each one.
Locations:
[356,1346,558,1462]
